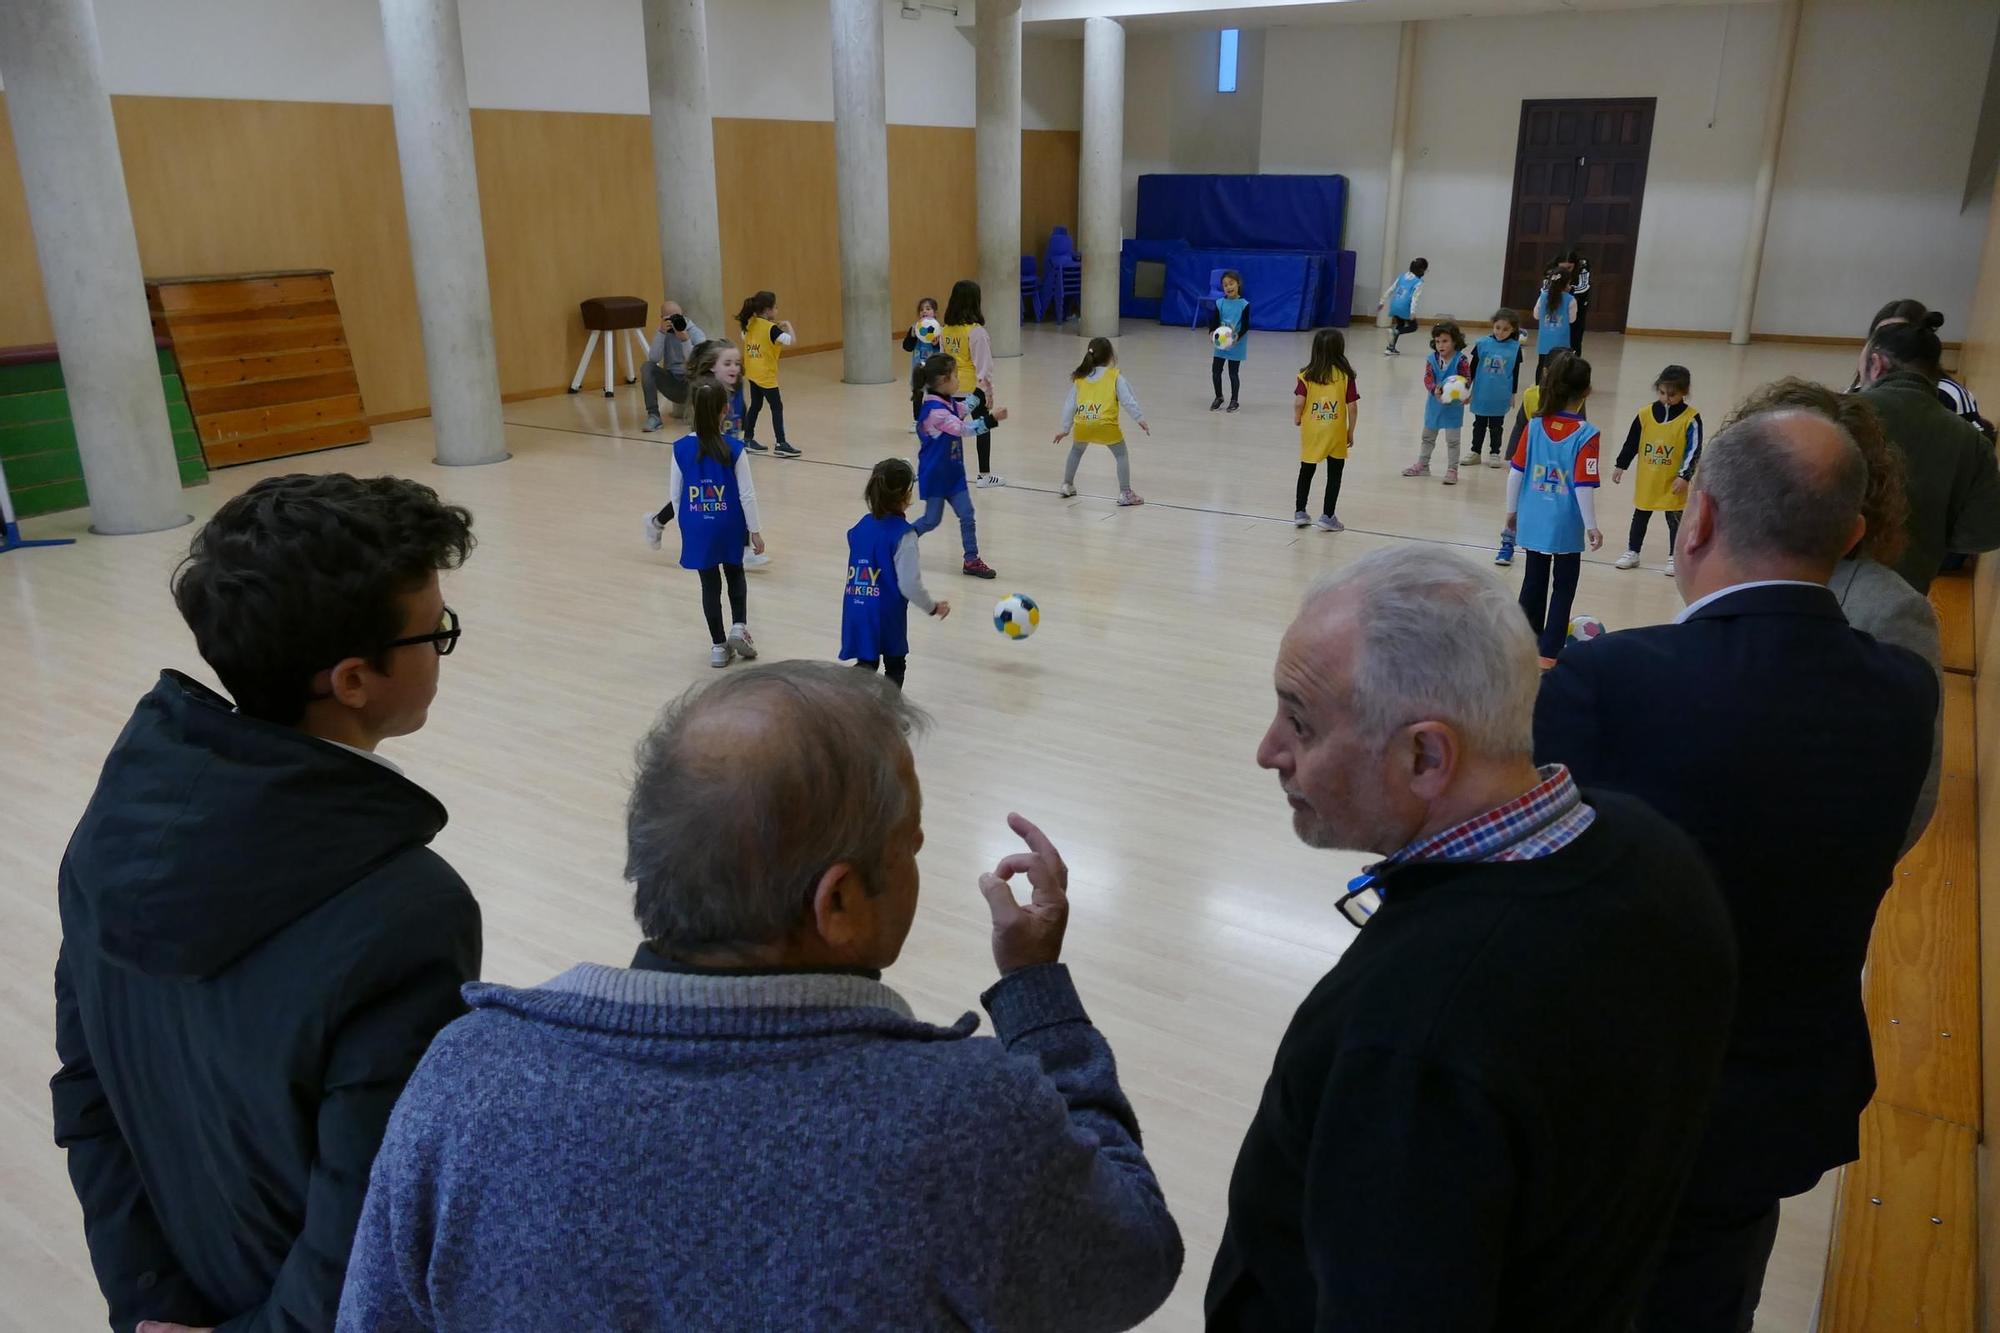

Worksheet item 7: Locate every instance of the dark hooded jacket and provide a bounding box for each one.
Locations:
[51,671,481,1332]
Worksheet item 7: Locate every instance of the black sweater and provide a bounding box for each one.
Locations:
[1206,791,1737,1332]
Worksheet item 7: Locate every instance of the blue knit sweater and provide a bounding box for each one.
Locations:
[336,960,1183,1331]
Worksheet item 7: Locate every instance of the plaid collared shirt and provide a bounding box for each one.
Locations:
[1369,763,1596,873]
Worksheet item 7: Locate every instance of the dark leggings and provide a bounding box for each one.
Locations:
[1296,459,1344,516]
[1628,508,1681,554]
[962,390,998,474]
[1518,550,1581,659]
[1471,414,1507,455]
[745,383,786,444]
[853,655,908,689]
[696,563,747,644]
[1211,357,1241,402]
[1569,304,1588,357]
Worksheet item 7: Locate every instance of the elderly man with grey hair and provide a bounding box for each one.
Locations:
[336,662,1183,1333]
[1207,546,1737,1332]
[1534,407,1938,1333]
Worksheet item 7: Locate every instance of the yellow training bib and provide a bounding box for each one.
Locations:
[1299,370,1352,463]
[743,315,780,389]
[937,322,976,386]
[1072,369,1122,445]
[1633,403,1696,511]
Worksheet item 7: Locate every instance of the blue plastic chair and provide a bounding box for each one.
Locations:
[1192,268,1227,329]
[1056,255,1082,322]
[1020,255,1042,322]
[1047,226,1074,268]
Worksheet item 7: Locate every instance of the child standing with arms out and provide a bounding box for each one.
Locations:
[912,352,1003,579]
[1467,308,1524,467]
[1612,364,1702,576]
[938,279,1005,487]
[737,290,802,458]
[1294,328,1361,532]
[1377,257,1428,354]
[1404,321,1472,484]
[1505,353,1602,665]
[1532,270,1577,382]
[1053,337,1148,505]
[1206,270,1249,412]
[840,458,950,691]
[901,297,940,433]
[663,378,765,668]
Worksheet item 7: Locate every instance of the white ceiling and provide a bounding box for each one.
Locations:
[1020,0,1780,35]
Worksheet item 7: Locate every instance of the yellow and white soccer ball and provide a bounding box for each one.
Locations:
[1212,325,1236,351]
[1440,375,1471,404]
[993,593,1040,641]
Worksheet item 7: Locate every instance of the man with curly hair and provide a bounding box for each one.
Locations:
[51,473,484,1333]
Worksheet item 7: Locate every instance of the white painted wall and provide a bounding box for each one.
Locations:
[1121,29,1174,235]
[1250,0,1997,335]
[1120,25,1266,233]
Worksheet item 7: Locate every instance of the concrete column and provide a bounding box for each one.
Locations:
[977,0,1023,358]
[1079,17,1124,341]
[380,0,508,465]
[1731,0,1803,346]
[643,0,723,334]
[0,0,187,535]
[829,0,893,384]
[1376,21,1417,329]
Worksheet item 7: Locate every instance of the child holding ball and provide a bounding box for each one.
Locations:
[840,458,950,691]
[1404,321,1472,483]
[1053,336,1148,505]
[663,378,765,668]
[939,280,1005,487]
[1205,270,1249,412]
[912,352,1002,579]
[901,297,942,431]
[737,290,801,458]
[1467,308,1524,466]
[1612,364,1702,576]
[1505,352,1602,665]
[1294,327,1361,532]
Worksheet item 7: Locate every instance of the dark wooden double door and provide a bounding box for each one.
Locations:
[1502,98,1656,334]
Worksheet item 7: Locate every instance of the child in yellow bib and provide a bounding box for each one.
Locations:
[1052,338,1148,506]
[1293,328,1360,532]
[735,290,800,457]
[1611,364,1702,575]
[940,279,1006,487]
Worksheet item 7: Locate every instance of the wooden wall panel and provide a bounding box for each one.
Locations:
[1023,129,1081,270]
[712,117,842,356]
[888,125,977,337]
[471,108,662,398]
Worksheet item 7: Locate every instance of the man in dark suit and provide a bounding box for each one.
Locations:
[1533,407,1938,1333]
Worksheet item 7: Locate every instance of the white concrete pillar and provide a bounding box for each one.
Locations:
[977,0,1023,358]
[0,0,187,535]
[1079,17,1125,341]
[1731,0,1803,346]
[379,0,508,465]
[1376,21,1417,329]
[829,0,893,384]
[643,0,724,335]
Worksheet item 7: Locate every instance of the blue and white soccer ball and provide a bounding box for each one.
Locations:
[918,316,941,341]
[1566,613,1607,646]
[994,593,1040,641]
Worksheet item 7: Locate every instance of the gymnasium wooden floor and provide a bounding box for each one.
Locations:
[1,324,1861,1331]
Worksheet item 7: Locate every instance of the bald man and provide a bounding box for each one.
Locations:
[1533,408,1938,1333]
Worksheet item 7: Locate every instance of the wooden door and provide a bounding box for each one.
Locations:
[1501,99,1655,333]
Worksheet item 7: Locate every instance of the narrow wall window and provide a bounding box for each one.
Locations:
[1218,28,1239,94]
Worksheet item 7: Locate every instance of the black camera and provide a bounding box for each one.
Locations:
[667,312,687,332]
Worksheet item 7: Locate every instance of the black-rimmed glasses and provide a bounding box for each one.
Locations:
[387,606,461,657]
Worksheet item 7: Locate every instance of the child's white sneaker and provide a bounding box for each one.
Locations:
[1059,482,1078,498]
[743,551,771,569]
[643,513,663,550]
[727,625,758,660]
[974,473,1006,488]
[709,643,733,668]
[1614,550,1640,570]
[1664,556,1677,577]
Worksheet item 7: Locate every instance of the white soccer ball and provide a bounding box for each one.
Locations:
[1212,325,1236,351]
[917,316,941,341]
[993,593,1040,641]
[1440,375,1470,404]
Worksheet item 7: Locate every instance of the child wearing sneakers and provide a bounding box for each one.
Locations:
[901,296,941,433]
[645,341,771,570]
[1467,309,1524,466]
[1377,258,1428,354]
[1505,353,1602,664]
[1205,270,1250,411]
[840,458,950,691]
[1403,321,1472,483]
[737,290,801,458]
[1053,336,1148,505]
[1294,327,1360,532]
[1612,364,1702,576]
[938,279,1006,487]
[912,352,1004,579]
[663,378,765,668]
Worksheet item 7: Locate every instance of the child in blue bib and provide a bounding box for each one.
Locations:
[840,458,950,690]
